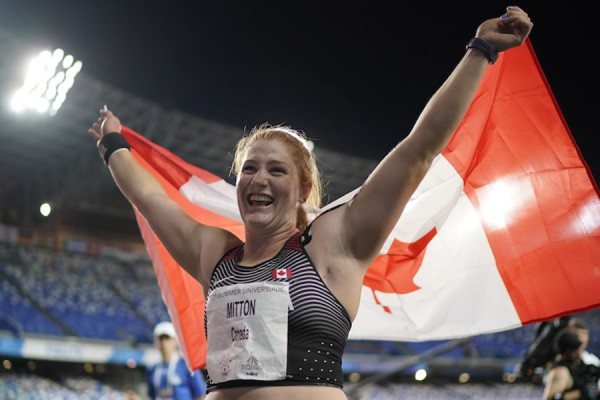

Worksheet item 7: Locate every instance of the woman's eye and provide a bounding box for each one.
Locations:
[270,168,285,175]
[241,166,256,173]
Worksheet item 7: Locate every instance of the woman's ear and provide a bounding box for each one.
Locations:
[301,181,312,204]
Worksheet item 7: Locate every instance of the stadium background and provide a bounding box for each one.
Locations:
[1,2,598,399]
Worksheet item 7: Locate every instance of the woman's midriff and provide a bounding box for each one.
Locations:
[205,385,348,400]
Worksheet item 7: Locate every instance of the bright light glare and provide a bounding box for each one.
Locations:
[10,48,82,116]
[414,368,427,381]
[39,203,51,217]
[478,178,524,230]
[574,199,600,235]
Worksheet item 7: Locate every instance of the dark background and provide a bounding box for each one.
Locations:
[0,1,597,189]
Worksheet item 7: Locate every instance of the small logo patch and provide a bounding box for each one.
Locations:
[272,268,292,279]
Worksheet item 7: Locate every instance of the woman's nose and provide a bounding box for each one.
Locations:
[251,169,268,186]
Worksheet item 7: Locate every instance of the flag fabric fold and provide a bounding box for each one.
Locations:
[121,39,600,371]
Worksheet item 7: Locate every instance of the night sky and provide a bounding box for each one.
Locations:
[0,1,597,184]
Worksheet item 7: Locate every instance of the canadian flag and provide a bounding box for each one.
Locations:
[272,269,292,279]
[121,39,600,370]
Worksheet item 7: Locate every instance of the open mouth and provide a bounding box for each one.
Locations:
[248,193,274,207]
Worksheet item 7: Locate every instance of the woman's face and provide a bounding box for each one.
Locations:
[236,139,303,231]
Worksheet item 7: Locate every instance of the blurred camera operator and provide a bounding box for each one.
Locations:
[568,319,600,370]
[543,326,600,400]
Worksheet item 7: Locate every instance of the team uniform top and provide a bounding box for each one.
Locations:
[204,224,352,393]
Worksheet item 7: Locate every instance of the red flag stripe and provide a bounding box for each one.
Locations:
[443,41,600,324]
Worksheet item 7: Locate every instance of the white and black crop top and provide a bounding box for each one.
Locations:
[204,225,352,393]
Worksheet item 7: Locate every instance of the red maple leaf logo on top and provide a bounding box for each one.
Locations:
[272,269,292,279]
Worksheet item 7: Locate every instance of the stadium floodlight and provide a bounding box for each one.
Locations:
[414,368,427,381]
[39,202,52,217]
[10,48,82,117]
[458,372,471,383]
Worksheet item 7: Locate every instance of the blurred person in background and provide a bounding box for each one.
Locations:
[568,319,600,370]
[148,321,206,400]
[542,328,600,400]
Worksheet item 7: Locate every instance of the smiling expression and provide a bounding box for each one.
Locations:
[236,139,305,231]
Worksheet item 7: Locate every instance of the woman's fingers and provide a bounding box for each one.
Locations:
[89,121,102,140]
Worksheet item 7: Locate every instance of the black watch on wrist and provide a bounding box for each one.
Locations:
[466,37,498,64]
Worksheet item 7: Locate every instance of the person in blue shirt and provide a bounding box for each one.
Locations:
[148,321,206,400]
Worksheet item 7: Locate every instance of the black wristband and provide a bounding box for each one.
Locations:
[97,133,131,165]
[466,37,498,64]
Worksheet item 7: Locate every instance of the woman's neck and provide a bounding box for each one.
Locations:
[241,225,298,265]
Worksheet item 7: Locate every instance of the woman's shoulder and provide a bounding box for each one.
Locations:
[197,227,243,286]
